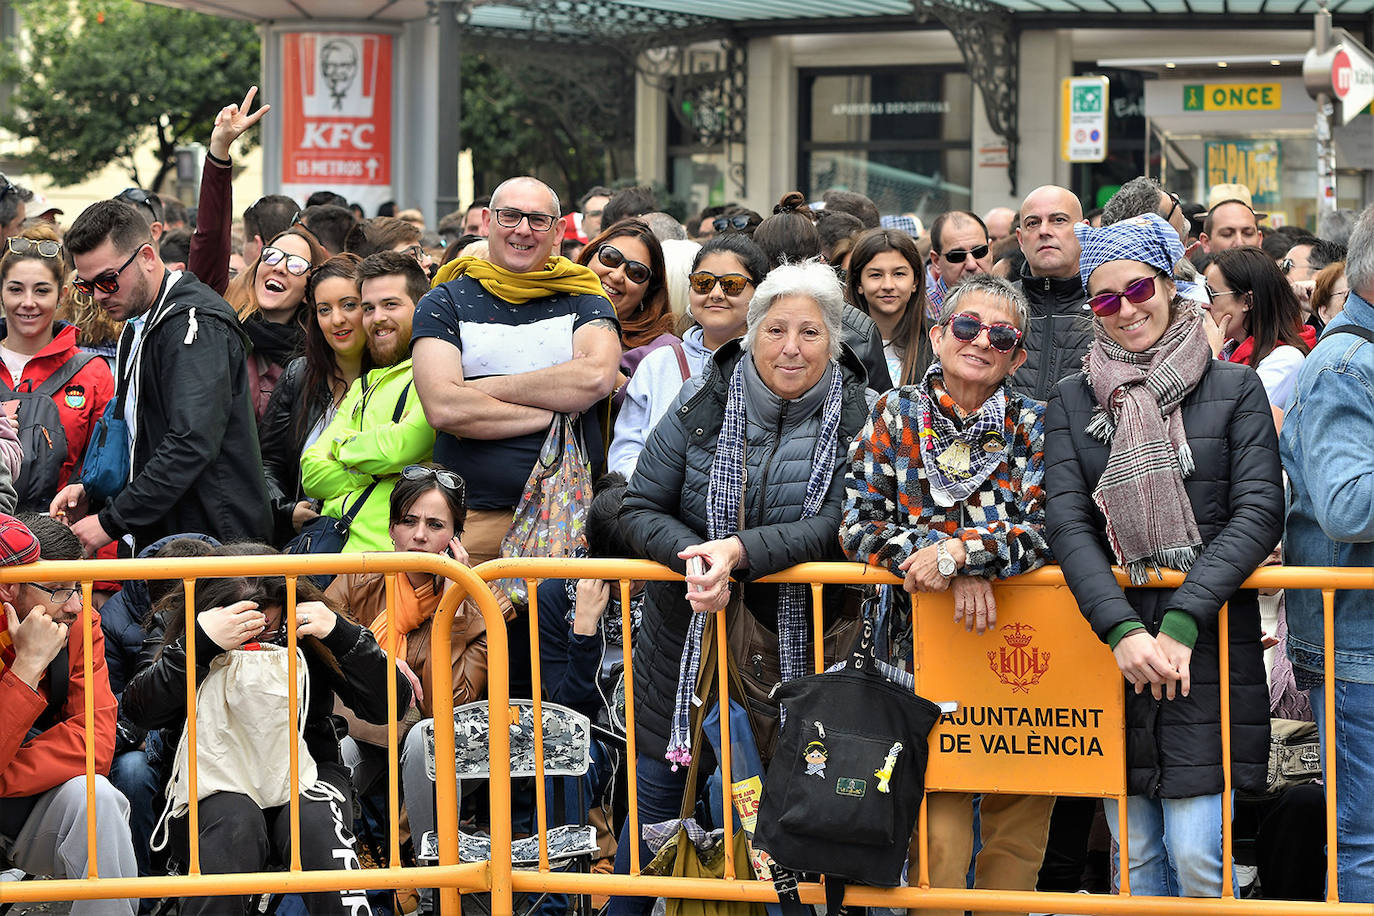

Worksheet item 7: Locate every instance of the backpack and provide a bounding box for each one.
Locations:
[0,353,97,510]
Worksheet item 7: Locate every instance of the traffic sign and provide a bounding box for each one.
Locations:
[1062,76,1109,163]
[1330,45,1374,123]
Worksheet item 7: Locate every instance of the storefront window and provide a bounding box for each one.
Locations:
[799,66,972,224]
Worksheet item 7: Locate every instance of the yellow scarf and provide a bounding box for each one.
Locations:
[432,255,607,304]
[368,574,440,662]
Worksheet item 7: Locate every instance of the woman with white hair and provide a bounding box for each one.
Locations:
[611,260,871,916]
[842,274,1054,912]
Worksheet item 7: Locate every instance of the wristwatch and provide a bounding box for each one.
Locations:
[936,540,957,578]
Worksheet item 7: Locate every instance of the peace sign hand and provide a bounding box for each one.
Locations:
[209,86,271,161]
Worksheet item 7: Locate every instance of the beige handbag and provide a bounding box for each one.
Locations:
[152,644,318,851]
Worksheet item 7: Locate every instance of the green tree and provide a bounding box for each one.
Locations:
[0,0,260,191]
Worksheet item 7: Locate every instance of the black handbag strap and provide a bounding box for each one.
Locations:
[1324,324,1374,344]
[337,380,413,526]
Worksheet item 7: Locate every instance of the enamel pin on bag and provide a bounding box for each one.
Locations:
[753,616,940,895]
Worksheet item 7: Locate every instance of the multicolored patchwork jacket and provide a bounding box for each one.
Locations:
[841,384,1051,579]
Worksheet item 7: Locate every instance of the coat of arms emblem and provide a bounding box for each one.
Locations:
[987,623,1050,693]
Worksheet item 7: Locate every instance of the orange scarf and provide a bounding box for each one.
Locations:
[368,574,440,661]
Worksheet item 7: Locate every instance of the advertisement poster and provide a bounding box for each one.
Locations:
[1205,140,1281,207]
[280,32,393,214]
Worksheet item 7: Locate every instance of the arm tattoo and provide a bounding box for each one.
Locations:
[584,317,619,333]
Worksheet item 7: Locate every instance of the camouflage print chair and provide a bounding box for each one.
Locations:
[418,699,599,914]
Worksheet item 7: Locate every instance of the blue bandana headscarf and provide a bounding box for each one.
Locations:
[1075,213,1184,292]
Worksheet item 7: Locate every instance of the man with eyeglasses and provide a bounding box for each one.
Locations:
[0,173,34,248]
[927,210,994,317]
[1009,185,1091,403]
[51,200,271,554]
[0,513,138,914]
[413,175,620,569]
[1101,176,1189,244]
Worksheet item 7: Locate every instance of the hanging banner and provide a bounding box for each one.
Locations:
[280,32,394,214]
[1205,139,1282,207]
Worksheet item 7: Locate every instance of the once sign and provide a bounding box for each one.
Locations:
[1183,82,1283,111]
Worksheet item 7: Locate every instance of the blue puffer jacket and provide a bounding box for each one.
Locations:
[619,339,870,759]
[101,532,220,752]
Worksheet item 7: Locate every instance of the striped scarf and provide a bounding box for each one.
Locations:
[1085,303,1210,584]
[665,359,846,767]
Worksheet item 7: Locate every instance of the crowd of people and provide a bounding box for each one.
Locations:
[0,86,1372,916]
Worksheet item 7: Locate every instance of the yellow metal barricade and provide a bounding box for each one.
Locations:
[0,552,508,914]
[474,558,1373,916]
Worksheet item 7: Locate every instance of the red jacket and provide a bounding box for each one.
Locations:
[0,322,115,489]
[0,607,117,796]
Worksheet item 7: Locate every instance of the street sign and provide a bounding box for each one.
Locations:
[1330,45,1374,124]
[1062,76,1108,163]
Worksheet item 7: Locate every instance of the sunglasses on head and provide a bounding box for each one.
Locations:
[72,244,148,297]
[947,312,1022,352]
[688,271,751,296]
[403,464,465,495]
[115,187,162,224]
[597,244,652,285]
[260,245,312,276]
[6,238,62,259]
[1088,275,1158,317]
[712,214,754,233]
[942,244,990,264]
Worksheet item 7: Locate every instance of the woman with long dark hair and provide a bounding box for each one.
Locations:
[578,217,676,379]
[257,254,372,545]
[846,227,930,387]
[1204,246,1314,409]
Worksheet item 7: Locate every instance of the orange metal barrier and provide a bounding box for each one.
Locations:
[0,552,508,915]
[471,558,1373,916]
[1,555,1368,916]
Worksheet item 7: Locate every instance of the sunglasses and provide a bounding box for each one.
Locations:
[6,238,62,259]
[493,207,557,232]
[942,244,990,264]
[947,312,1022,352]
[1087,275,1158,317]
[712,214,754,233]
[403,464,465,495]
[260,245,312,276]
[72,244,148,297]
[115,187,162,224]
[1163,191,1182,224]
[688,270,751,296]
[597,244,652,285]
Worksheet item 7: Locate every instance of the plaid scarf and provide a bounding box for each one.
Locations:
[1085,303,1210,584]
[665,359,846,768]
[917,363,1010,508]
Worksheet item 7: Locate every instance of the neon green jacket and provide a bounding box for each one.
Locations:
[300,359,435,552]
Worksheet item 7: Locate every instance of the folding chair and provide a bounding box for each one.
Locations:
[418,700,599,915]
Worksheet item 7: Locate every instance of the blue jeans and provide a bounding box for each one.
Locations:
[1311,679,1374,902]
[1103,793,1227,897]
[607,753,688,916]
[109,749,160,880]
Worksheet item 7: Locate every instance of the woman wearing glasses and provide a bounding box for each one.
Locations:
[1203,247,1314,411]
[576,218,677,394]
[257,254,372,545]
[225,225,330,419]
[606,233,767,476]
[842,275,1054,908]
[0,227,114,509]
[325,462,493,906]
[1045,213,1282,898]
[846,227,931,387]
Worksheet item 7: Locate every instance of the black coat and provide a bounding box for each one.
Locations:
[1010,270,1093,403]
[123,612,409,773]
[258,357,328,546]
[619,341,870,759]
[1044,359,1283,797]
[97,272,272,549]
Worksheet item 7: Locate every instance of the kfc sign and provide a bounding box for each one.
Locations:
[281,33,393,190]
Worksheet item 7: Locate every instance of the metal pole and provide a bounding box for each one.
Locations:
[1315,1,1338,219]
[435,0,464,219]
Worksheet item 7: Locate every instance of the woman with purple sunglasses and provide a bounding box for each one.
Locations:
[1044,212,1283,898]
[842,273,1055,909]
